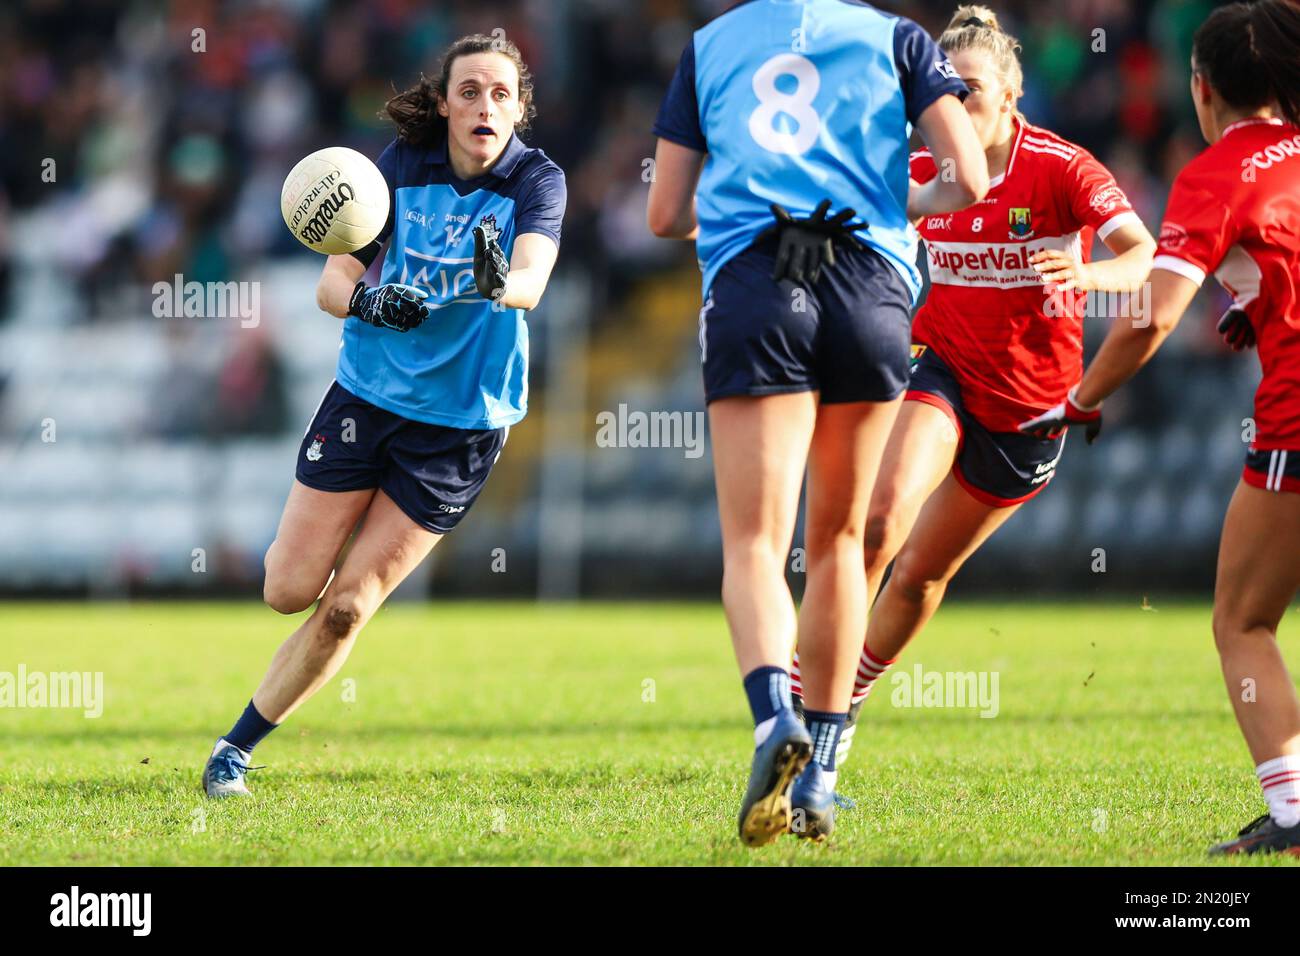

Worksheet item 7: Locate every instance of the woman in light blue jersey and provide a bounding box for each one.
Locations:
[201,35,566,798]
[649,0,988,846]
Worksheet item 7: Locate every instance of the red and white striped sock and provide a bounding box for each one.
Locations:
[790,646,896,703]
[1257,754,1300,828]
[851,646,895,705]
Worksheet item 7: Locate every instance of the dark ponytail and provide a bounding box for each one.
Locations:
[1193,0,1300,128]
[383,34,536,148]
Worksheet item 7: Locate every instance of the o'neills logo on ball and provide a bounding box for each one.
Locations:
[297,180,355,245]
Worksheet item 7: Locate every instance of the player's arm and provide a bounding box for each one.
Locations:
[647,139,705,240]
[316,254,367,318]
[908,95,988,220]
[1072,268,1199,407]
[1017,268,1198,442]
[1030,221,1156,294]
[498,233,559,311]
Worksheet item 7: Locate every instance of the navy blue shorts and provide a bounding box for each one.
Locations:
[295,381,506,533]
[1244,448,1300,494]
[699,237,912,404]
[907,345,1064,507]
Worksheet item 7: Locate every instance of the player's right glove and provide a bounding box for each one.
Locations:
[348,282,429,333]
[757,199,867,286]
[1216,306,1255,351]
[1017,385,1103,444]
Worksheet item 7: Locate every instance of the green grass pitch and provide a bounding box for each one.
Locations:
[1,600,1297,866]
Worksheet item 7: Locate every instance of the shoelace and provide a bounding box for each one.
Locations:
[211,749,265,783]
[832,792,857,811]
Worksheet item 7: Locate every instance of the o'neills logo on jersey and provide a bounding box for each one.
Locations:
[1158,221,1189,251]
[926,237,1074,288]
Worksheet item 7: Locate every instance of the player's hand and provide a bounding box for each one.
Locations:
[348,282,429,332]
[1029,249,1092,293]
[1017,386,1103,444]
[1216,306,1255,351]
[473,223,510,302]
[758,199,867,286]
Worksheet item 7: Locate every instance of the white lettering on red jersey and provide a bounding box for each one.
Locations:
[1153,117,1300,449]
[910,118,1141,431]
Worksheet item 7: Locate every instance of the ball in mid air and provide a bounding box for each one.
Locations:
[281,147,389,255]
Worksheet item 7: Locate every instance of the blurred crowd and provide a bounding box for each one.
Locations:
[0,0,1253,593]
[0,0,1228,312]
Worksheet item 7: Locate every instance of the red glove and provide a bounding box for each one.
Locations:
[1017,386,1103,444]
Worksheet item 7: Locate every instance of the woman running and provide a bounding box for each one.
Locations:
[1022,0,1300,856]
[202,34,566,798]
[792,6,1156,770]
[649,0,986,844]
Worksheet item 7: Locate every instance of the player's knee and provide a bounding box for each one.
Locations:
[263,578,316,615]
[1211,606,1277,655]
[804,512,865,557]
[863,507,903,570]
[724,536,787,574]
[889,554,948,605]
[319,591,368,642]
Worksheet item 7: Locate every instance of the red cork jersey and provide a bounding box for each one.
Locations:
[1153,117,1300,449]
[910,117,1140,432]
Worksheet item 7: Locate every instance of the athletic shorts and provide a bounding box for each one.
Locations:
[906,344,1065,507]
[1244,448,1300,494]
[295,381,506,533]
[698,236,912,404]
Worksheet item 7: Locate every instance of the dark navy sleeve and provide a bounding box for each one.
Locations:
[893,18,969,126]
[514,162,567,247]
[349,139,399,269]
[651,40,706,151]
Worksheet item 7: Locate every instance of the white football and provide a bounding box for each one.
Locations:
[281,147,390,255]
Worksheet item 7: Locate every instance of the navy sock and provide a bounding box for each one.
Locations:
[742,666,792,726]
[224,700,278,754]
[805,710,847,771]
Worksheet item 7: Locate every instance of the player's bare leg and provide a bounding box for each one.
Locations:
[790,396,901,838]
[709,392,817,845]
[204,492,439,797]
[1208,480,1300,855]
[262,481,375,614]
[863,401,960,599]
[798,398,903,711]
[253,491,440,721]
[866,475,1018,662]
[791,400,956,766]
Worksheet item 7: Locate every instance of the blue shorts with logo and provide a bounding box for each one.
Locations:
[295,381,506,533]
[698,236,913,404]
[907,345,1064,507]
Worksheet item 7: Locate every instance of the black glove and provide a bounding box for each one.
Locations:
[756,199,867,285]
[1216,306,1255,351]
[473,223,510,302]
[1017,386,1104,444]
[348,282,429,332]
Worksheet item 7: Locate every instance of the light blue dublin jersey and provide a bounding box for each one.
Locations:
[337,133,566,429]
[652,0,967,302]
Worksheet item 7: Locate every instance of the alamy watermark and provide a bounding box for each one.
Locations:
[594,404,706,459]
[0,665,104,718]
[890,664,999,718]
[152,274,260,328]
